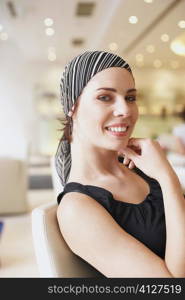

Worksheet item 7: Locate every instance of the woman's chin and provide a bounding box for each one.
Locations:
[106,142,129,152]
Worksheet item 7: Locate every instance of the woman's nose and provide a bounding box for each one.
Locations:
[113,99,131,117]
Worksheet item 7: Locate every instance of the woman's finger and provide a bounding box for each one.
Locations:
[128,137,147,148]
[128,160,135,169]
[123,156,130,165]
[119,147,139,161]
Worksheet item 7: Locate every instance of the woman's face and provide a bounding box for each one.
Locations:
[72,67,138,151]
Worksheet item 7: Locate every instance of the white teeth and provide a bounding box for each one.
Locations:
[107,127,127,132]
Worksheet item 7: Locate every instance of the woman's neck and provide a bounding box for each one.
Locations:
[68,140,127,183]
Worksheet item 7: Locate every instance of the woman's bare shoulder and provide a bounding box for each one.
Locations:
[57,192,173,278]
[57,191,114,232]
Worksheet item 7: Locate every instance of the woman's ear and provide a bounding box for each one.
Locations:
[68,96,81,118]
[71,105,75,111]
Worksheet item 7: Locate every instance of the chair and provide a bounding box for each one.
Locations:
[0,157,28,214]
[31,201,104,277]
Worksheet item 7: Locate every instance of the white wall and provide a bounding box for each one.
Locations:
[0,42,36,159]
[0,40,63,159]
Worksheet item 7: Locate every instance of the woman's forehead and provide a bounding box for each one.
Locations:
[85,67,135,90]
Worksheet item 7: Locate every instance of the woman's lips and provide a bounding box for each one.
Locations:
[105,126,129,137]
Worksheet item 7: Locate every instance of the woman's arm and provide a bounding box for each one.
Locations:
[159,168,185,277]
[174,137,185,155]
[57,192,174,278]
[120,138,185,278]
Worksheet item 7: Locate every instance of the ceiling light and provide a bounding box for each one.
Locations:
[44,18,53,26]
[170,33,185,56]
[161,34,169,42]
[109,42,118,51]
[0,32,8,40]
[135,54,144,62]
[129,16,138,24]
[144,0,153,3]
[146,44,155,53]
[48,52,56,61]
[178,20,185,29]
[170,41,185,56]
[45,27,55,36]
[153,59,162,68]
[170,60,179,69]
[0,24,3,32]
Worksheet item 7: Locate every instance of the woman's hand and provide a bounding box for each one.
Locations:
[123,156,135,169]
[118,151,135,169]
[119,138,174,181]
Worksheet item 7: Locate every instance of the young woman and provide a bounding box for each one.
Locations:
[56,51,185,278]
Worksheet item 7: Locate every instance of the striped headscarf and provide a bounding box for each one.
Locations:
[55,50,132,187]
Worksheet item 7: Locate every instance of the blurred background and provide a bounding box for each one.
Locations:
[0,0,185,277]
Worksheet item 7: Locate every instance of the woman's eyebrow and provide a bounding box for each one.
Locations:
[96,87,137,93]
[127,88,137,93]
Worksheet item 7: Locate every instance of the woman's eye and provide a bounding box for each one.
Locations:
[125,95,137,102]
[97,95,111,101]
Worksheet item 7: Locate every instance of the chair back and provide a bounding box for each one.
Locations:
[0,157,28,214]
[31,201,103,277]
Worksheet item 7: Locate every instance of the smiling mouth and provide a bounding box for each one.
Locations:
[105,126,129,133]
[104,126,130,137]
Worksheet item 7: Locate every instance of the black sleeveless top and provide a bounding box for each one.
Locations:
[57,161,166,259]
